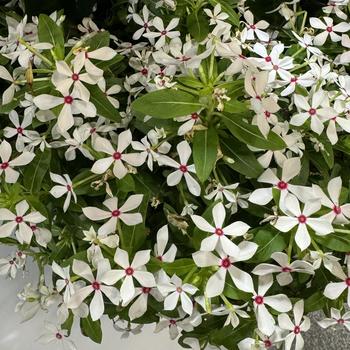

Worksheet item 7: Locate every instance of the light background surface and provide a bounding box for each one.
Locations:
[0,246,181,350]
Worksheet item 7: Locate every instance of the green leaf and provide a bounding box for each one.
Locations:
[314,231,350,252]
[321,138,334,169]
[249,227,288,263]
[23,148,51,193]
[193,128,218,183]
[38,14,65,60]
[80,316,102,344]
[84,31,110,50]
[304,291,327,313]
[86,85,121,122]
[161,258,197,277]
[223,280,251,301]
[221,137,264,178]
[221,113,286,151]
[131,89,202,119]
[223,100,249,114]
[187,11,209,41]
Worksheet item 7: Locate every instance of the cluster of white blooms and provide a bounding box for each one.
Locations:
[2,0,350,349]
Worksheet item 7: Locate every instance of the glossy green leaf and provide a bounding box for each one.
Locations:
[38,14,65,60]
[23,148,51,194]
[131,89,202,119]
[80,316,102,344]
[87,85,121,122]
[314,231,350,252]
[84,31,110,50]
[221,113,286,150]
[161,258,197,277]
[187,11,210,41]
[193,128,218,183]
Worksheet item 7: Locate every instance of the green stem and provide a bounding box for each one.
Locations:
[18,38,54,67]
[311,237,322,253]
[334,228,350,234]
[292,47,305,58]
[220,294,234,310]
[73,173,101,188]
[183,267,197,283]
[287,231,295,263]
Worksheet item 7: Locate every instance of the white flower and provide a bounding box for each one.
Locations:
[191,202,250,256]
[0,255,20,279]
[4,110,34,152]
[49,173,77,212]
[63,126,94,161]
[52,59,98,101]
[83,226,119,250]
[91,130,144,179]
[33,90,96,133]
[143,17,180,49]
[97,80,121,108]
[205,183,238,203]
[252,252,314,286]
[312,176,350,224]
[291,90,334,135]
[310,16,350,46]
[30,223,52,248]
[280,72,315,97]
[318,307,350,331]
[175,111,202,136]
[102,248,156,303]
[82,194,143,235]
[38,322,76,350]
[238,329,284,350]
[52,262,75,304]
[274,195,333,251]
[278,300,310,350]
[132,5,153,40]
[160,140,201,196]
[204,4,229,26]
[192,241,258,296]
[158,274,198,315]
[67,259,120,321]
[252,275,292,336]
[154,225,177,262]
[324,261,350,306]
[0,66,20,104]
[0,200,46,244]
[154,312,193,340]
[0,139,35,183]
[241,10,269,42]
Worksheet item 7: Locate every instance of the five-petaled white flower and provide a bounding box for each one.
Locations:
[67,258,120,321]
[91,130,144,179]
[49,172,77,212]
[158,274,198,315]
[0,200,46,244]
[191,202,250,256]
[38,322,76,350]
[278,300,310,350]
[52,261,75,304]
[154,225,177,263]
[193,241,258,296]
[83,194,143,235]
[318,307,350,331]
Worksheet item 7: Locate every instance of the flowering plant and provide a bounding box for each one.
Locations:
[1,0,350,349]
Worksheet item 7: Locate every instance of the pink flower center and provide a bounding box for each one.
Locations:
[250,24,256,30]
[326,26,333,32]
[113,151,122,160]
[71,73,79,81]
[282,266,292,272]
[141,68,148,76]
[298,214,307,224]
[221,258,231,269]
[333,205,342,215]
[176,287,182,293]
[277,181,288,190]
[157,255,163,261]
[273,64,279,71]
[90,127,96,134]
[294,325,301,334]
[191,112,199,120]
[179,164,188,173]
[125,267,134,276]
[169,319,176,325]
[264,340,272,348]
[15,216,23,224]
[17,251,23,257]
[143,23,149,29]
[30,224,37,232]
[9,260,14,265]
[291,77,298,83]
[308,108,317,116]
[142,287,151,294]
[215,228,224,236]
[264,111,271,118]
[64,95,73,104]
[161,30,167,36]
[66,184,72,192]
[0,162,9,169]
[254,295,264,305]
[111,209,121,217]
[265,56,272,62]
[17,127,23,134]
[345,277,350,286]
[55,333,63,340]
[338,318,345,324]
[92,281,100,290]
